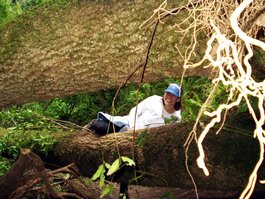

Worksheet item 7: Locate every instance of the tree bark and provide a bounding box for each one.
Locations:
[0,1,211,108]
[46,121,264,192]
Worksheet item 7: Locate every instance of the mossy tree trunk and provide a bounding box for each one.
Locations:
[0,0,211,108]
[46,122,263,192]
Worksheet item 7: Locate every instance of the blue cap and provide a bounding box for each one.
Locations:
[164,83,182,97]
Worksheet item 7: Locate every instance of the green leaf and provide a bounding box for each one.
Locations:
[91,164,105,181]
[106,158,120,176]
[188,99,202,107]
[99,172,105,188]
[100,185,114,198]
[121,156,135,166]
[63,173,70,179]
[119,193,127,199]
[105,162,111,169]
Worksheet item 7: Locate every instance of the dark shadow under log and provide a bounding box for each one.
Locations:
[45,121,265,193]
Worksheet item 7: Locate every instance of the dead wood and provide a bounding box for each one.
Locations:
[47,121,265,192]
[2,119,265,199]
[66,178,120,199]
[0,1,213,109]
[0,149,83,199]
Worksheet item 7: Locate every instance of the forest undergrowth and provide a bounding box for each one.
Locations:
[0,76,249,177]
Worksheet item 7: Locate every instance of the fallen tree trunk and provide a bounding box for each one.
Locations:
[0,0,213,109]
[1,148,263,199]
[45,121,265,193]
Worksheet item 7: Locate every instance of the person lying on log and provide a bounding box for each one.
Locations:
[83,83,183,136]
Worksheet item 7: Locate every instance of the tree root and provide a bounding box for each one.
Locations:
[0,148,85,199]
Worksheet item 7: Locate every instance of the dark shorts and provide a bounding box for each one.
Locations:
[89,114,124,136]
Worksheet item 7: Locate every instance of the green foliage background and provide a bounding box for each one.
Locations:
[0,0,68,26]
[0,77,227,128]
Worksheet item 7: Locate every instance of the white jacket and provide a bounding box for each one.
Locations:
[99,95,181,131]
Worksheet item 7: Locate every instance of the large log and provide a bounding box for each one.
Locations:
[46,121,265,193]
[0,1,211,108]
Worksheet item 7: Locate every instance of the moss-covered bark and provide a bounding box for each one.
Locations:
[46,121,264,192]
[0,0,211,108]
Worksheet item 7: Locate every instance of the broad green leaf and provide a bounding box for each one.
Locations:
[100,185,114,198]
[106,158,120,176]
[91,164,105,181]
[121,156,135,166]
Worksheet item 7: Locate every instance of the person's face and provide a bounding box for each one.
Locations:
[163,92,180,107]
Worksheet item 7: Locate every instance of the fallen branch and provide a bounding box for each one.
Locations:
[0,148,83,199]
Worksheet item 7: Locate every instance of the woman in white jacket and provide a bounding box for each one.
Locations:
[85,83,182,135]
